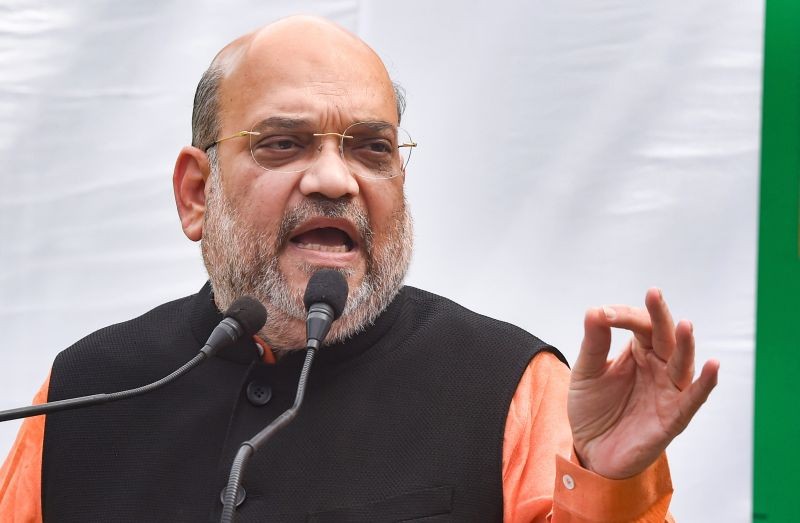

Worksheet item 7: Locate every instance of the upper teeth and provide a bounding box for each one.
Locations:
[296,242,349,253]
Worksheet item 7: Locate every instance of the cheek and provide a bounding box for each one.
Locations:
[364,184,405,237]
[224,168,299,228]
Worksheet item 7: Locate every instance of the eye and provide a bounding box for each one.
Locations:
[362,139,393,154]
[250,133,314,171]
[255,135,306,152]
[350,137,394,156]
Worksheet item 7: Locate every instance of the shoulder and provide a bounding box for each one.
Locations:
[401,285,556,348]
[49,287,210,397]
[400,286,567,366]
[59,292,196,357]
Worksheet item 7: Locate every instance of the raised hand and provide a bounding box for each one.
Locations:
[567,288,719,479]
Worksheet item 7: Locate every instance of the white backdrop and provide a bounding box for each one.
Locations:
[0,1,762,521]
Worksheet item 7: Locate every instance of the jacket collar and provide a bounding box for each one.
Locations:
[187,282,406,368]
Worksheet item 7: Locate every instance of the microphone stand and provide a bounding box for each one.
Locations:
[0,297,266,423]
[219,346,316,523]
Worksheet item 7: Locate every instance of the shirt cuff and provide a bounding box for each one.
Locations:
[552,452,673,522]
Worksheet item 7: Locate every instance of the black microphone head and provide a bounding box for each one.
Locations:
[224,297,267,336]
[303,269,349,320]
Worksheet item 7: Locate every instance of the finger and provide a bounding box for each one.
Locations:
[673,359,720,434]
[668,319,695,390]
[600,304,652,350]
[644,287,676,361]
[572,307,612,379]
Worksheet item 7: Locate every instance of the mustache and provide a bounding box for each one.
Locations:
[276,196,373,252]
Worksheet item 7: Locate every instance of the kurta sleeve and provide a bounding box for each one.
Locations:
[0,375,49,523]
[502,352,675,522]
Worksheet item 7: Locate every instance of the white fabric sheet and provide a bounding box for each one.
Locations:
[0,1,761,520]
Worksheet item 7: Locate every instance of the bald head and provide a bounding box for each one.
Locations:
[191,16,405,150]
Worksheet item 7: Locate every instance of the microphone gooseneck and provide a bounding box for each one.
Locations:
[0,296,267,423]
[220,270,349,523]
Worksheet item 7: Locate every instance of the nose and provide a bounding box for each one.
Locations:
[298,139,359,199]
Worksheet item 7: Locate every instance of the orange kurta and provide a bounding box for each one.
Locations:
[0,352,673,522]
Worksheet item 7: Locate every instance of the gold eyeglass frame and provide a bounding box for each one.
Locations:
[204,121,417,177]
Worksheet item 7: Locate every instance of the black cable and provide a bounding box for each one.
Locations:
[0,352,207,422]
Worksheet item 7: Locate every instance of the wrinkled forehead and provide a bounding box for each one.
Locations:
[216,18,397,129]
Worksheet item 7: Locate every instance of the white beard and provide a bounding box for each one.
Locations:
[200,150,413,350]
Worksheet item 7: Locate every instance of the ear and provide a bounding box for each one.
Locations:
[173,146,210,242]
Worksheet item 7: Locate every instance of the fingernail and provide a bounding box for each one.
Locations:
[602,306,617,320]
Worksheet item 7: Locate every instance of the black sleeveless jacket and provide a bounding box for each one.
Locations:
[42,284,565,522]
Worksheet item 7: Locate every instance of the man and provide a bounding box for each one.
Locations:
[0,16,718,521]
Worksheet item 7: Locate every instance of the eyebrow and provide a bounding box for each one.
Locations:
[253,116,315,129]
[352,121,393,131]
[251,117,395,131]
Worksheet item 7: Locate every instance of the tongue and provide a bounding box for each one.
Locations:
[292,227,350,247]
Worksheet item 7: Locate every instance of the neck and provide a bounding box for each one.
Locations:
[259,307,307,351]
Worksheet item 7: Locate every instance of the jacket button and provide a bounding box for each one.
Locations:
[246,381,272,406]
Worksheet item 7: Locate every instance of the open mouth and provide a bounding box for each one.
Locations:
[290,226,356,253]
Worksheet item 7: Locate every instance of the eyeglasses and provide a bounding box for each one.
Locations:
[205,120,417,179]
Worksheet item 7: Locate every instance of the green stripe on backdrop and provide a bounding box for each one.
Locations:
[754,0,800,520]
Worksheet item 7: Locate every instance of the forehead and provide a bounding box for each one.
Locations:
[217,21,397,130]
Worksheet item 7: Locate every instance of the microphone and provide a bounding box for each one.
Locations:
[0,296,267,423]
[303,268,348,349]
[202,297,268,357]
[219,270,348,523]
